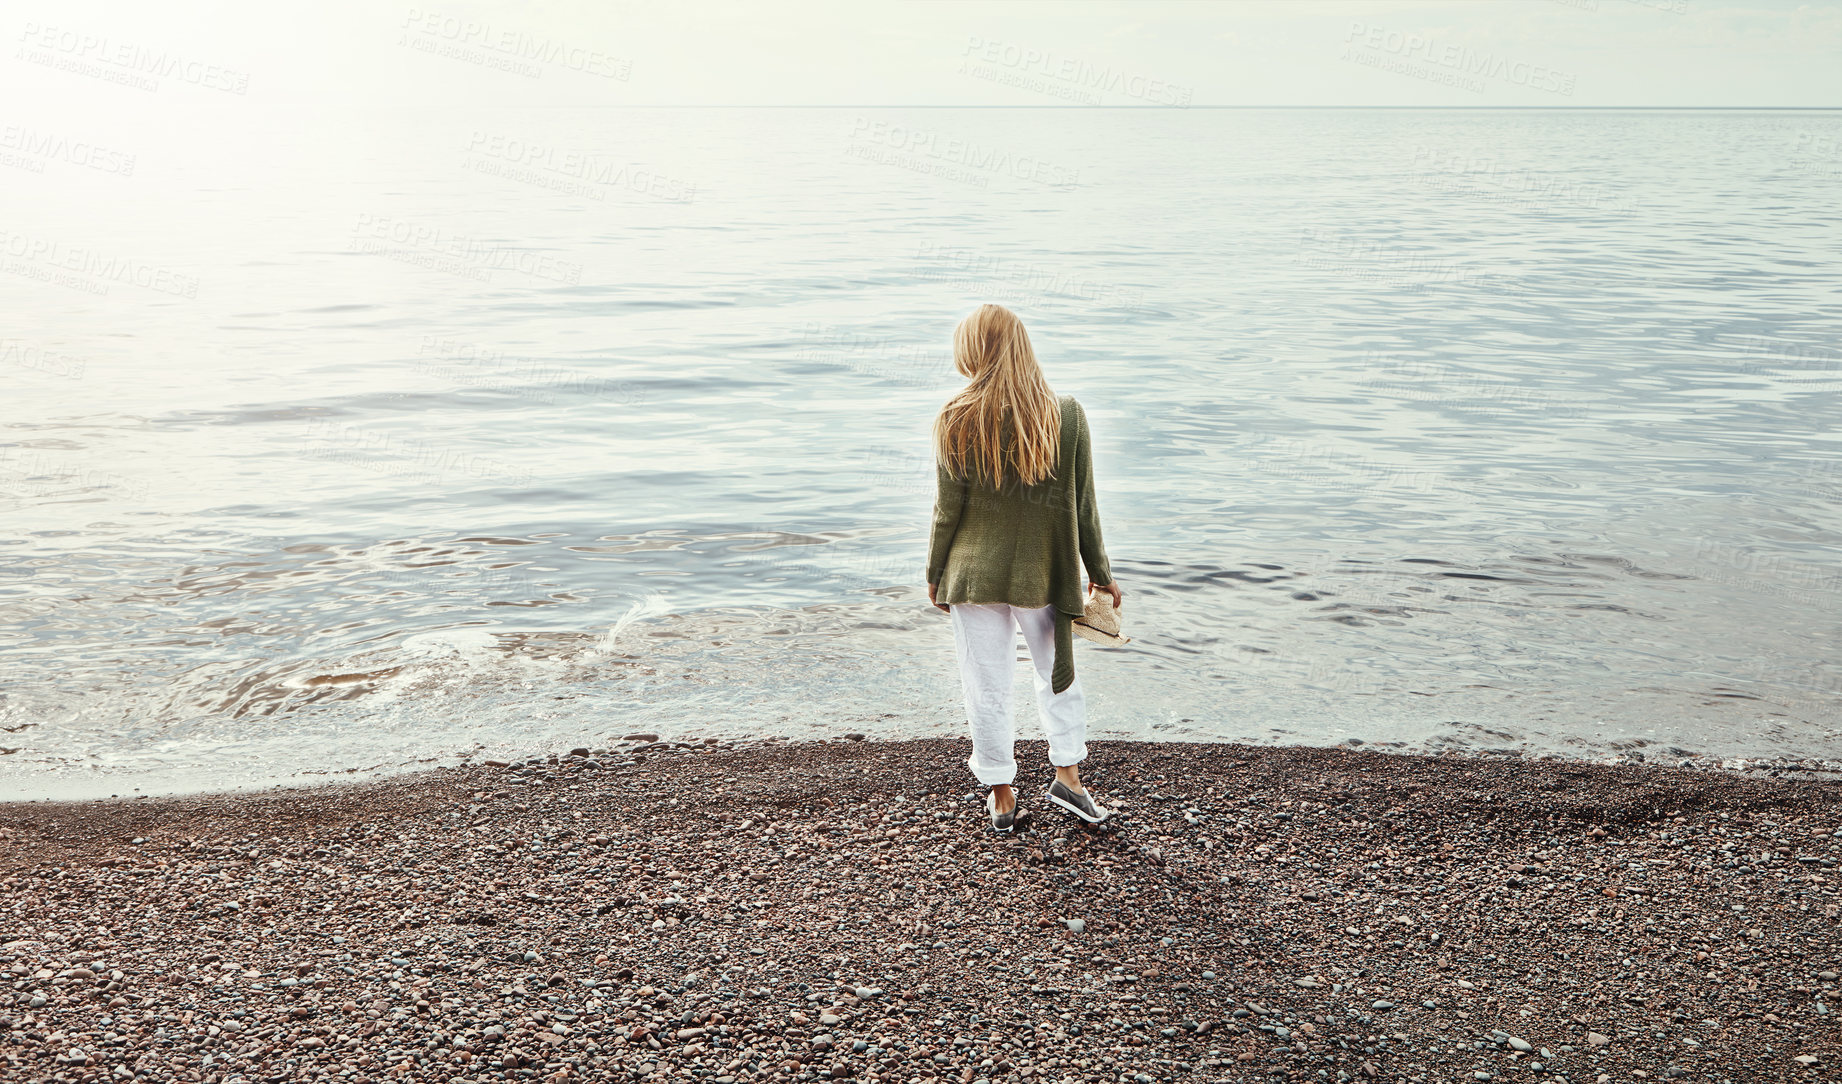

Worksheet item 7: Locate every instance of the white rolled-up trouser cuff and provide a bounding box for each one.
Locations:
[950,602,1088,787]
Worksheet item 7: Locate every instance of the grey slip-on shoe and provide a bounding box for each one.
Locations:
[1046,779,1109,824]
[986,789,1018,832]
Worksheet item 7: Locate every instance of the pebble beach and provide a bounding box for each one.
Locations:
[2,738,1838,1084]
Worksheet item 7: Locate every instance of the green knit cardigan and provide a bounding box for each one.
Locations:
[926,394,1114,693]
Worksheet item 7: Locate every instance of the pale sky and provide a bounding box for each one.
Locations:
[3,0,1839,112]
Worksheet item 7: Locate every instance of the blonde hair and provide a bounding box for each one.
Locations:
[933,304,1060,487]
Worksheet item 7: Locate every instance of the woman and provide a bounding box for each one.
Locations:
[926,304,1123,832]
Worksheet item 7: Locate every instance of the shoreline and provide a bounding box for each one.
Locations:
[7,733,1841,808]
[2,738,1837,1083]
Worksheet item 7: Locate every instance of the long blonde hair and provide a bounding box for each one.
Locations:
[933,304,1060,487]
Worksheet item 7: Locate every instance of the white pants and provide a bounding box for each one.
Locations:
[950,602,1088,786]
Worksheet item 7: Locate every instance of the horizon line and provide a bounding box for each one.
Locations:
[455,104,1842,110]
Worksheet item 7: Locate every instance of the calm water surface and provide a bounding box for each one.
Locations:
[4,107,1841,800]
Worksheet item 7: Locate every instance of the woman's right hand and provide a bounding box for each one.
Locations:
[927,582,949,612]
[1092,580,1123,610]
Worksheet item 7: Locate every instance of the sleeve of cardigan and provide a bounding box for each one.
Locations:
[1074,402,1114,586]
[926,461,968,584]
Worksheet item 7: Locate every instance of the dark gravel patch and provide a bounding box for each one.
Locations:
[2,738,1838,1084]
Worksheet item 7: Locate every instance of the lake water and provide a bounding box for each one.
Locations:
[5,107,1841,801]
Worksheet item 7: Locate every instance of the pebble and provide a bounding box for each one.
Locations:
[0,735,1833,1084]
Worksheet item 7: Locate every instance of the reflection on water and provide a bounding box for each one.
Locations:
[4,107,1841,800]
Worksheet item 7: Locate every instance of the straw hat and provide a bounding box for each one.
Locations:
[1073,587,1130,646]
